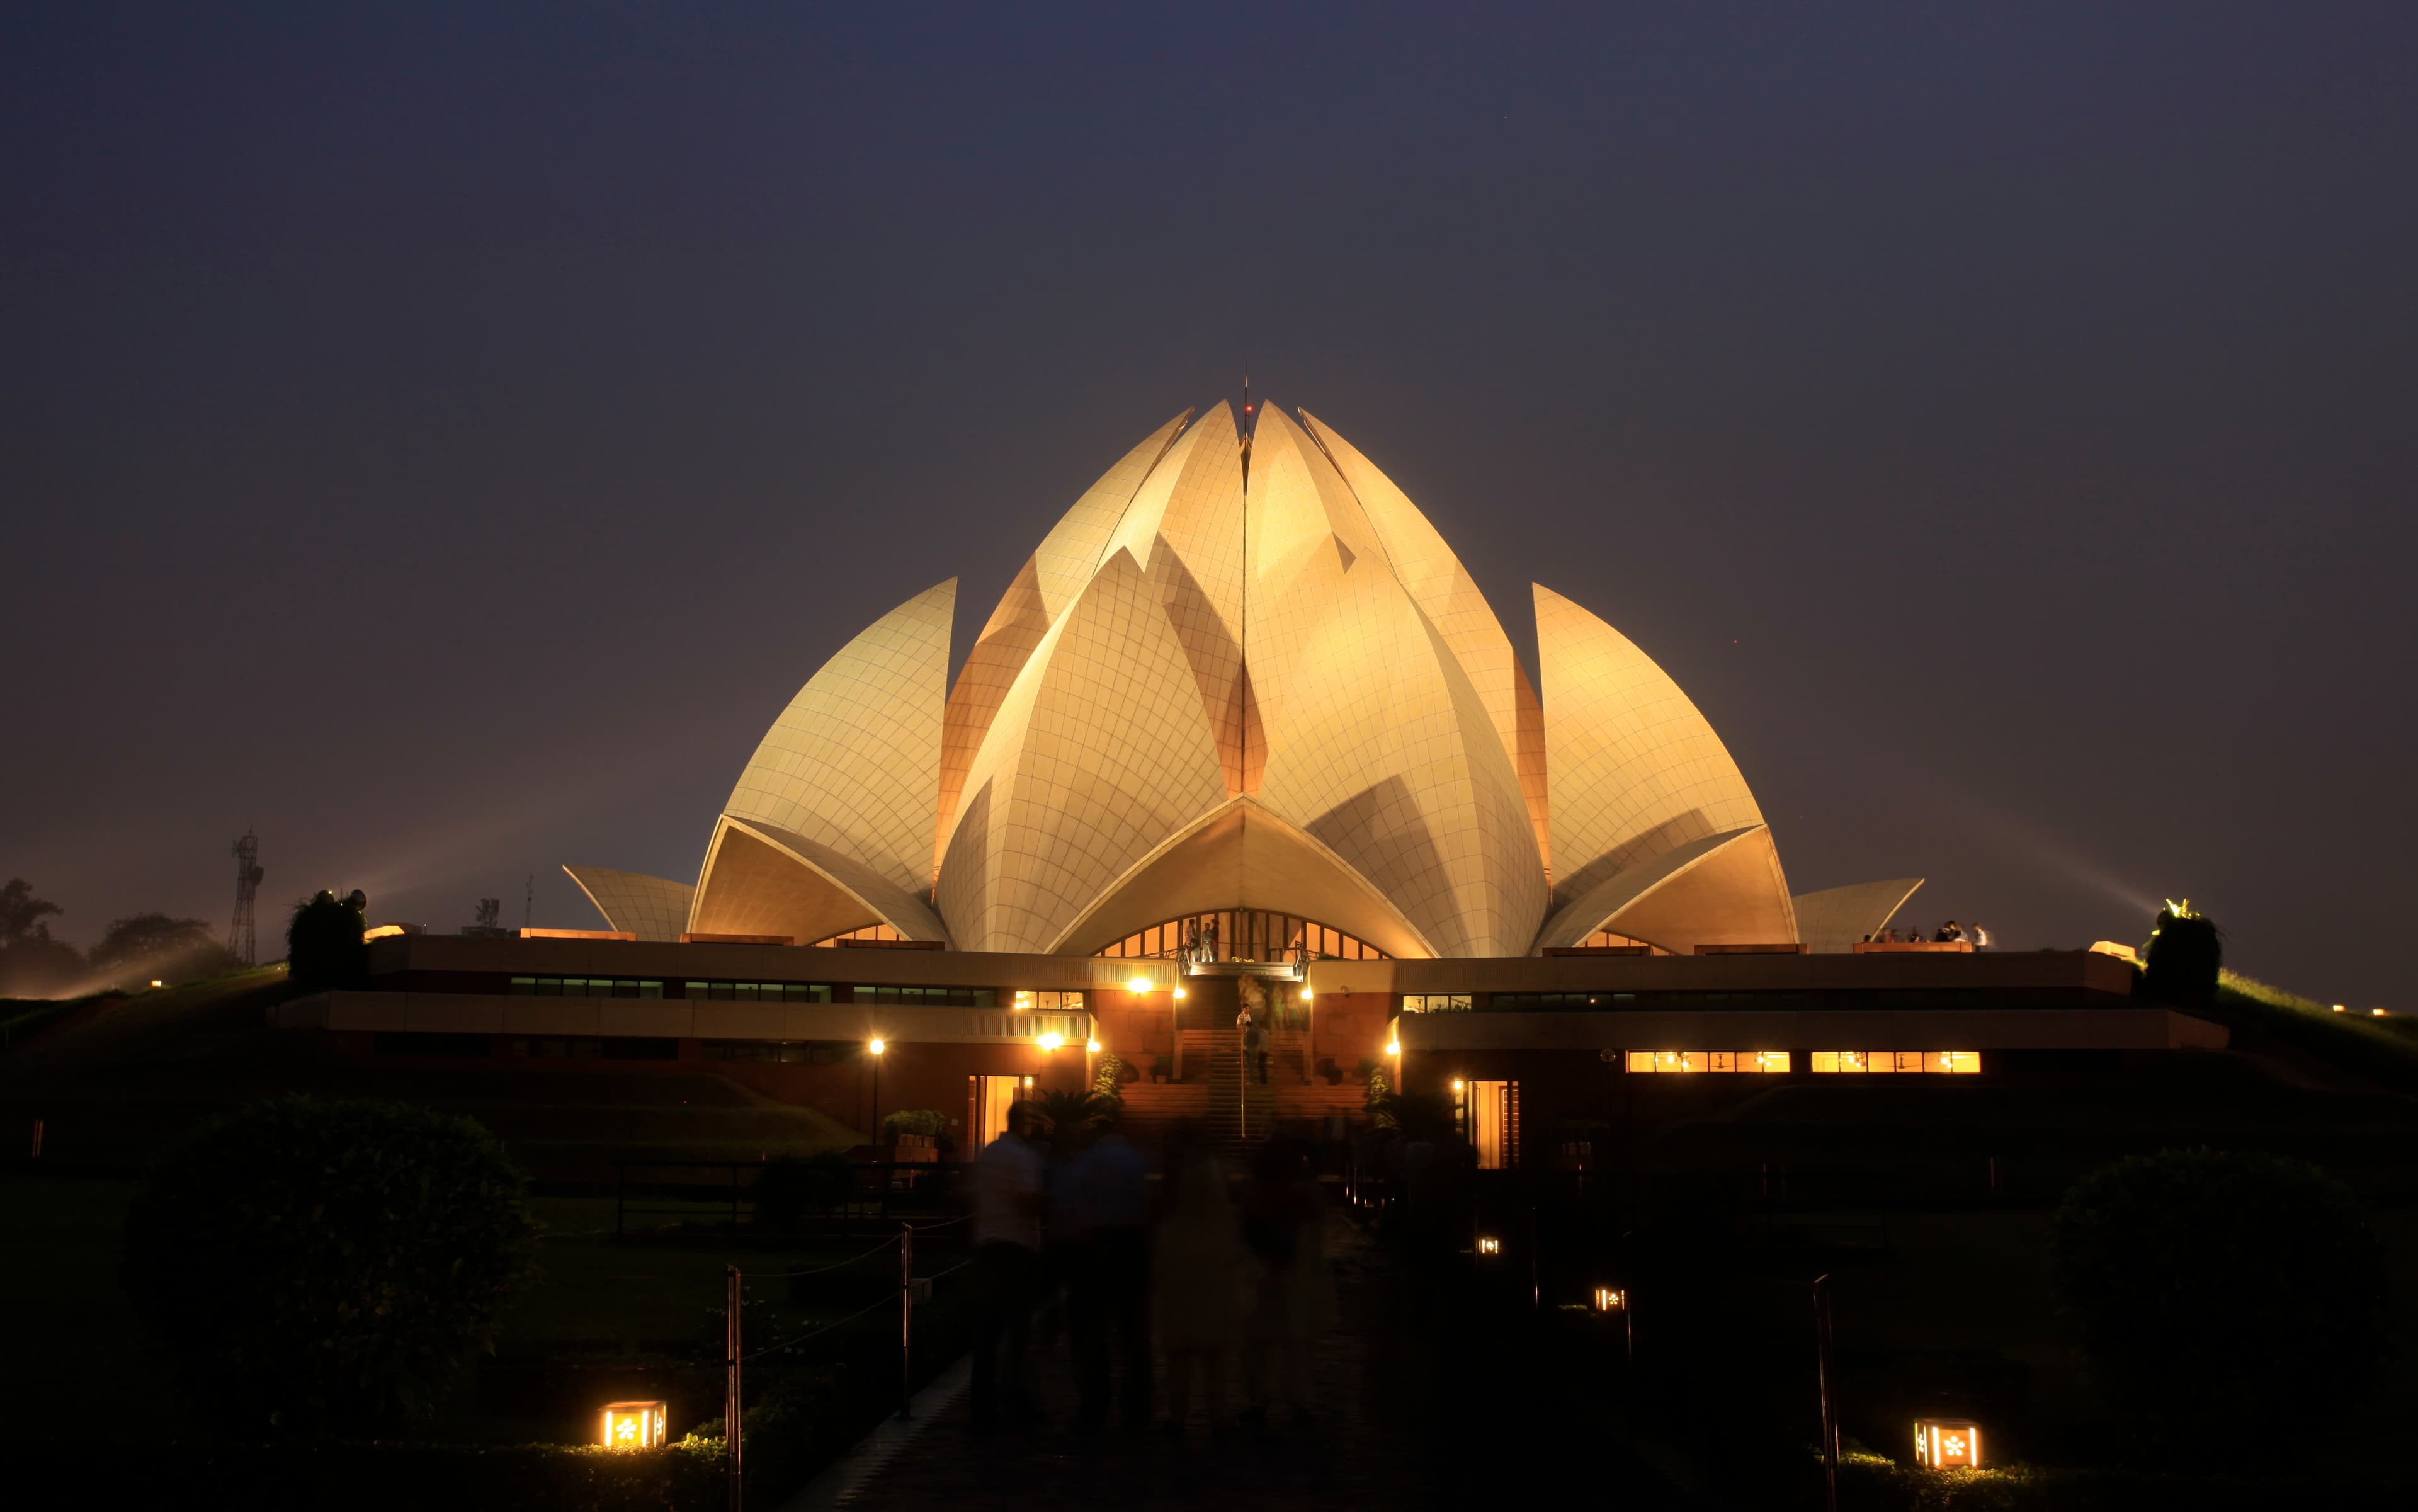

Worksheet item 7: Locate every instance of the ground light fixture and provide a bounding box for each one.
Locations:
[1593,1287,1626,1313]
[1477,1236,1502,1256]
[2374,1008,2390,1018]
[599,1401,667,1449]
[1913,1418,1982,1470]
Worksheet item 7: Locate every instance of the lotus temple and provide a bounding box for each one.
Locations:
[277,400,2223,1157]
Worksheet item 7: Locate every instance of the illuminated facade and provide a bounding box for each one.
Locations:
[569,400,1919,958]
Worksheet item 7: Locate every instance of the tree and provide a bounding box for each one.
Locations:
[0,878,81,998]
[2054,1148,2387,1460]
[85,912,242,987]
[122,1096,540,1435]
[287,889,366,991]
[2140,897,2222,1004]
[0,877,62,946]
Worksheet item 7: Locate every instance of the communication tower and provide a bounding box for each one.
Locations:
[228,830,264,965]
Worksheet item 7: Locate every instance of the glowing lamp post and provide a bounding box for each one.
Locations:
[600,1400,667,1449]
[1913,1418,1983,1470]
[868,1038,885,1137]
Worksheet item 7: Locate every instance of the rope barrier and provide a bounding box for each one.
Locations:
[747,1235,899,1279]
[741,1291,897,1361]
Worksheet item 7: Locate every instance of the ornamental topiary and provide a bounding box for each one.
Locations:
[2053,1148,2387,1459]
[2140,898,2221,1004]
[123,1096,540,1436]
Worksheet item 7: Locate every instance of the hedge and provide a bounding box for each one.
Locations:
[1837,1453,2407,1511]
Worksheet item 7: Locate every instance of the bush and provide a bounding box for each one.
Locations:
[2139,899,2220,1004]
[2053,1149,2386,1459]
[1091,1053,1125,1101]
[880,1108,945,1139]
[753,1150,856,1230]
[123,1096,540,1436]
[287,890,367,991]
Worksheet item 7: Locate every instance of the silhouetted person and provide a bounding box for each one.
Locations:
[1970,921,1991,950]
[1934,919,1963,943]
[971,1101,1045,1426]
[1154,1126,1242,1432]
[1067,1105,1153,1428]
[1240,1137,1332,1423]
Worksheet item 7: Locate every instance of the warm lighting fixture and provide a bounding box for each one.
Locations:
[149,979,163,989]
[2374,1008,2389,1018]
[1021,1075,1034,1087]
[1385,1040,1400,1056]
[1451,1078,1465,1093]
[1013,991,1033,1012]
[600,1400,667,1450]
[1913,1418,1982,1470]
[1038,1032,1064,1050]
[1086,1038,1101,1053]
[1477,1236,1501,1256]
[2333,1003,2346,1013]
[868,1038,886,1055]
[1592,1286,1626,1313]
[1299,984,1314,1000]
[1172,986,1186,1000]
[1126,975,1151,994]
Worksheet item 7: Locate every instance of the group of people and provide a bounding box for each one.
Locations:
[1868,919,1990,947]
[970,1103,1334,1433]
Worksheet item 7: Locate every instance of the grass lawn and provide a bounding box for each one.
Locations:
[0,1176,964,1448]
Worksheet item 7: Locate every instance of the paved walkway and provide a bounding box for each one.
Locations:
[832,1222,1684,1511]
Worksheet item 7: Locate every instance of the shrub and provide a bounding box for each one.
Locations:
[753,1150,856,1229]
[880,1108,946,1139]
[2053,1148,2386,1458]
[286,890,367,991]
[1091,1053,1125,1101]
[123,1096,539,1436]
[1032,1086,1113,1136]
[2139,899,2220,1004]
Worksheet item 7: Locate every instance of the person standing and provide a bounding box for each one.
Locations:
[1970,921,1991,950]
[1240,1138,1333,1424]
[1154,1126,1243,1433]
[1068,1105,1154,1429]
[971,1101,1047,1427]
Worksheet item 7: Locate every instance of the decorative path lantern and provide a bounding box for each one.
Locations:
[1476,1235,1501,1256]
[601,1400,668,1450]
[1912,1418,1982,1470]
[1592,1285,1626,1313]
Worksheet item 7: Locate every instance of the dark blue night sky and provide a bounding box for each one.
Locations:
[6,3,2413,1003]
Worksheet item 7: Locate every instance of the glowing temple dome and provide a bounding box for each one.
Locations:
[571,402,1908,958]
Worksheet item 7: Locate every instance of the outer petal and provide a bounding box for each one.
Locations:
[1793,878,1926,954]
[723,579,955,901]
[562,865,693,942]
[1535,583,1769,913]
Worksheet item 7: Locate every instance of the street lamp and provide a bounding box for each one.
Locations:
[868,1038,886,1139]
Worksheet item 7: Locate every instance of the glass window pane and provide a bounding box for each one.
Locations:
[1625,1050,1654,1073]
[1811,1052,1839,1074]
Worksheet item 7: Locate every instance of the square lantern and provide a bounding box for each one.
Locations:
[1477,1235,1502,1256]
[601,1400,668,1450]
[1592,1285,1626,1313]
[1912,1418,1982,1470]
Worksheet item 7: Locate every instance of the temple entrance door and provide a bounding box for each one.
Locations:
[970,1074,1021,1149]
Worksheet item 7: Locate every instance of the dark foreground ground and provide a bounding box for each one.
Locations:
[836,1220,1686,1512]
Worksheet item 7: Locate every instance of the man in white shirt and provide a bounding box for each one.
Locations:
[972,1101,1046,1426]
